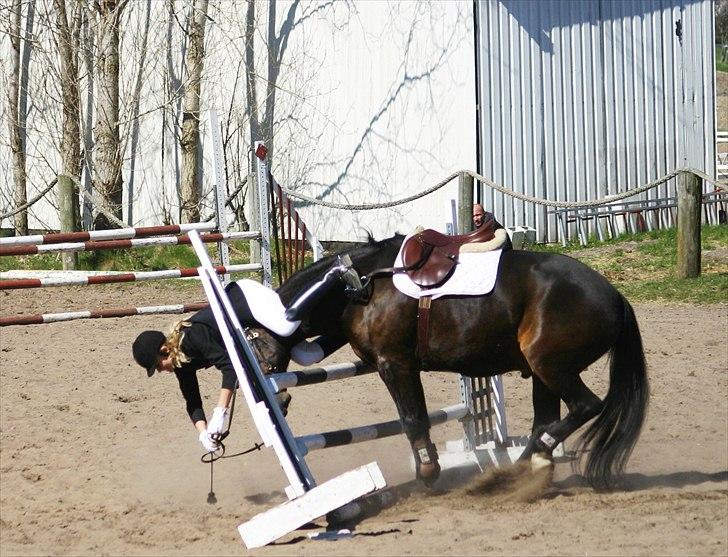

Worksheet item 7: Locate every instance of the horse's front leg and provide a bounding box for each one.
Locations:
[377,357,440,486]
[519,375,561,461]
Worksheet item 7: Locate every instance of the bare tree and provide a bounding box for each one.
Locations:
[93,0,126,229]
[80,6,95,229]
[7,0,35,235]
[179,0,209,223]
[55,0,82,268]
[125,0,152,225]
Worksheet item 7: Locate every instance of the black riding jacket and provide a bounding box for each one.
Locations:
[173,284,253,424]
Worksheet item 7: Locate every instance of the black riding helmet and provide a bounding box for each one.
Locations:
[132,330,167,377]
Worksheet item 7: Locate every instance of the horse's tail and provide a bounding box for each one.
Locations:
[577,296,649,489]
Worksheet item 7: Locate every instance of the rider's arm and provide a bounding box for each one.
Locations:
[182,325,237,396]
[174,365,206,425]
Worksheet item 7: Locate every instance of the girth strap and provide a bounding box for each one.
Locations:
[417,296,432,362]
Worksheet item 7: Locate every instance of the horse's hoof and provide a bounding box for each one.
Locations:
[276,391,292,416]
[530,453,553,472]
[417,462,441,487]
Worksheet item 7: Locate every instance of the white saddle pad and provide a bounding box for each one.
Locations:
[392,233,503,300]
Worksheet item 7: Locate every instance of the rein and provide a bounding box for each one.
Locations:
[202,326,284,504]
[359,262,416,291]
[200,381,266,504]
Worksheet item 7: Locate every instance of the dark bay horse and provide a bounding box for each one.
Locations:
[251,234,649,490]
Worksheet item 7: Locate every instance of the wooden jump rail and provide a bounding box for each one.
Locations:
[1,223,264,325]
[0,231,259,257]
[0,264,260,290]
[296,403,469,451]
[0,302,209,326]
[0,222,217,247]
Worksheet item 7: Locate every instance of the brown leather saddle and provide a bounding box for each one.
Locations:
[401,218,496,288]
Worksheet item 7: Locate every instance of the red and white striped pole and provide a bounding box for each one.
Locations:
[0,231,259,257]
[0,303,209,327]
[0,222,217,247]
[0,263,259,290]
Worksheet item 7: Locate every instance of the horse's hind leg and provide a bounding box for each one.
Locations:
[377,358,441,486]
[522,372,602,460]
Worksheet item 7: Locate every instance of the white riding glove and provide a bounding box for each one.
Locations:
[207,406,228,436]
[198,430,218,453]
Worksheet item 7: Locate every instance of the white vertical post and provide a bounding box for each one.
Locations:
[489,376,508,445]
[254,142,273,287]
[207,110,230,282]
[306,230,325,262]
[189,230,315,496]
[459,375,477,451]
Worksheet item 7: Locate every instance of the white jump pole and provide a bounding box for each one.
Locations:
[188,230,385,549]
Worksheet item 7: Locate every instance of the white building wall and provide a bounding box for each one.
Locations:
[270,1,477,242]
[0,1,476,242]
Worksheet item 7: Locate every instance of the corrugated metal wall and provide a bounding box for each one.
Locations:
[475,0,716,241]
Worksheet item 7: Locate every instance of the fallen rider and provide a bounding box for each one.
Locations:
[131,262,352,453]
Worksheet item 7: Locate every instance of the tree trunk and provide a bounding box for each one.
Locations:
[93,0,123,230]
[126,0,152,226]
[55,0,82,269]
[80,6,95,230]
[8,0,28,235]
[179,0,209,223]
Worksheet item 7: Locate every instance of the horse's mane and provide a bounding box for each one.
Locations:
[276,232,405,304]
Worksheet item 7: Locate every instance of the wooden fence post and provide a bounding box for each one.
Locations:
[676,171,702,278]
[458,172,474,234]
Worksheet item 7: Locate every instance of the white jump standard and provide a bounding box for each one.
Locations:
[188,230,386,549]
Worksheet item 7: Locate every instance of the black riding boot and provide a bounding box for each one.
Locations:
[285,257,359,321]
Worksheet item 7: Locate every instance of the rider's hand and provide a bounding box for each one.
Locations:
[207,406,228,436]
[198,430,218,453]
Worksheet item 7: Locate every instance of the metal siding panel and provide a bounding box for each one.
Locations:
[633,8,646,192]
[649,5,666,198]
[516,13,529,225]
[661,4,678,183]
[569,18,583,203]
[541,8,556,221]
[506,8,520,225]
[685,1,700,169]
[603,12,618,196]
[702,0,717,177]
[475,0,712,243]
[690,0,715,176]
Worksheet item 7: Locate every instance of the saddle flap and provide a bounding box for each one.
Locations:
[400,220,499,289]
[401,236,457,289]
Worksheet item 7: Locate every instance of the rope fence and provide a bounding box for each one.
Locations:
[271,167,727,211]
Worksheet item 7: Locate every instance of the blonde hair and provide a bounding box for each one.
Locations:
[164,319,192,368]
